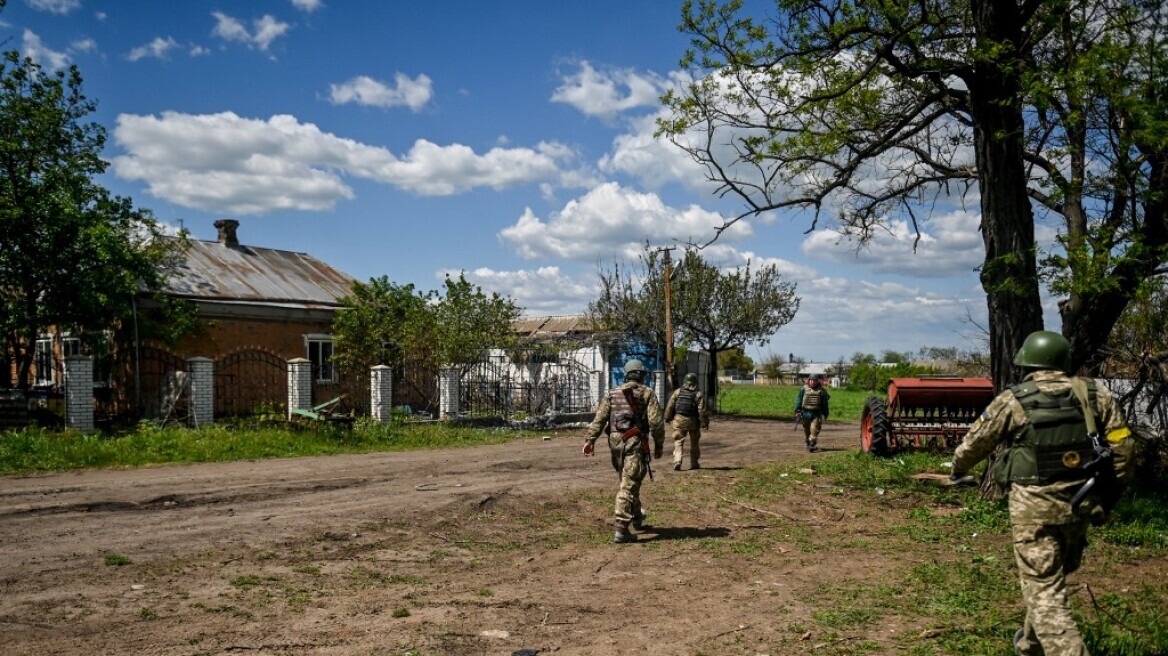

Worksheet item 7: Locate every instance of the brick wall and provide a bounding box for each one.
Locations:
[175,316,334,361]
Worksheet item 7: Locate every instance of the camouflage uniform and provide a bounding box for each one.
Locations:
[665,382,710,469]
[795,380,830,451]
[586,381,665,531]
[953,370,1134,656]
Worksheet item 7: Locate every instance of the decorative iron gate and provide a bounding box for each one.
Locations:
[214,348,287,418]
[459,353,594,419]
[120,346,187,421]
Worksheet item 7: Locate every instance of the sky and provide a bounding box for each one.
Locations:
[2,0,1062,365]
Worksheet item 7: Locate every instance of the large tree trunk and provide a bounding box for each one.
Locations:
[969,0,1045,500]
[969,0,1045,394]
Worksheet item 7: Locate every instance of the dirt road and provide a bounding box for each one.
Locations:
[0,419,872,656]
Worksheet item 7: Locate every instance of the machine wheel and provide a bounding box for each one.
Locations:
[860,396,892,456]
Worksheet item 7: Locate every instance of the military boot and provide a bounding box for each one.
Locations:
[1013,627,1024,656]
[613,526,637,544]
[632,508,648,531]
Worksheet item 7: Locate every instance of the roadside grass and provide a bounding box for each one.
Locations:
[700,451,1168,655]
[0,420,543,474]
[718,384,874,422]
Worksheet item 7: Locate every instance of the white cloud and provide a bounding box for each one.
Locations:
[801,209,984,278]
[550,61,669,121]
[21,30,69,70]
[25,0,79,15]
[70,38,97,54]
[443,266,598,316]
[291,0,324,12]
[599,113,710,191]
[111,111,576,213]
[211,12,290,52]
[128,37,180,62]
[329,74,433,112]
[190,45,210,57]
[498,182,750,262]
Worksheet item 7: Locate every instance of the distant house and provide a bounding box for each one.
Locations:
[14,219,359,419]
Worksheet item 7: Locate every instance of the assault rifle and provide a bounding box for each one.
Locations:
[1069,379,1122,516]
[1069,430,1120,514]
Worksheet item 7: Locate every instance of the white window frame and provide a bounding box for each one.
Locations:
[304,334,336,383]
[34,337,55,386]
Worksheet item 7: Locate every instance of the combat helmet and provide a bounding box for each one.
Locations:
[683,373,698,387]
[624,359,647,381]
[1013,330,1071,373]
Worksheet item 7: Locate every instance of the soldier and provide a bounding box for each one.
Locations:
[665,372,710,470]
[582,359,665,544]
[951,331,1134,656]
[794,373,830,452]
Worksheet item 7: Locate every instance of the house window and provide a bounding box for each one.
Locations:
[305,335,335,382]
[34,337,54,386]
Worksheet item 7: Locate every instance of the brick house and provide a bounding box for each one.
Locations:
[133,219,358,417]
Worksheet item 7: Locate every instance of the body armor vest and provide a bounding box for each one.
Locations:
[995,380,1098,486]
[675,389,699,418]
[801,388,823,411]
[608,385,648,438]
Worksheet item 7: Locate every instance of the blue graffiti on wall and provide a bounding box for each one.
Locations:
[608,341,662,388]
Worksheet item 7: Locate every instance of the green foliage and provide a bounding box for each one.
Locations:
[717,347,754,373]
[331,276,434,374]
[846,360,942,392]
[0,422,540,474]
[104,553,132,566]
[434,273,520,368]
[0,51,186,387]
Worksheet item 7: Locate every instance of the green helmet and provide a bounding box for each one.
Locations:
[683,373,698,386]
[1013,330,1071,372]
[624,359,646,380]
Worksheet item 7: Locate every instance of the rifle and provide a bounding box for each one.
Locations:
[1069,379,1122,515]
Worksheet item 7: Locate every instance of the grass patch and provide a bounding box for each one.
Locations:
[718,384,874,421]
[104,553,132,566]
[0,421,543,474]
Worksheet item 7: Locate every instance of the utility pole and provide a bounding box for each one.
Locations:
[660,247,676,392]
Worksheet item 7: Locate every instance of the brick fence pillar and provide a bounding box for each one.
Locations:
[287,358,313,420]
[64,355,94,433]
[439,368,460,418]
[370,365,393,423]
[653,369,666,405]
[186,357,214,427]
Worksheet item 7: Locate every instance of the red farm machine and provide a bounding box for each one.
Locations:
[860,377,995,456]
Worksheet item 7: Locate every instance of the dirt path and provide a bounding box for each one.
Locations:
[0,420,885,656]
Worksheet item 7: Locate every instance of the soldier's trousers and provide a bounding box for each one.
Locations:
[671,416,702,467]
[612,449,647,528]
[801,414,823,444]
[1012,521,1090,656]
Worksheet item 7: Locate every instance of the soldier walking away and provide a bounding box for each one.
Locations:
[665,372,710,470]
[795,373,830,452]
[582,359,665,544]
[950,331,1134,656]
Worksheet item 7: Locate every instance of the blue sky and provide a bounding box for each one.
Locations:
[4,0,1049,364]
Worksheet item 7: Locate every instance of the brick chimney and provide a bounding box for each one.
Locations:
[214,219,240,247]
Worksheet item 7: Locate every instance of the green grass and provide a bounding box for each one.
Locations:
[718,383,875,421]
[0,420,543,474]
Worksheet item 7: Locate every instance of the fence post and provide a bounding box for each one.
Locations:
[371,365,393,423]
[653,369,666,406]
[439,367,460,418]
[287,358,313,420]
[64,354,94,433]
[590,369,605,409]
[187,357,214,426]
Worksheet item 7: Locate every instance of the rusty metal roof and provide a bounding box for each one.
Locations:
[512,315,596,338]
[162,238,355,306]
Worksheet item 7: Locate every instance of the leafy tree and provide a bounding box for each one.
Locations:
[331,277,434,374]
[0,51,182,389]
[717,347,755,373]
[433,273,521,370]
[660,0,1168,387]
[589,246,799,404]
